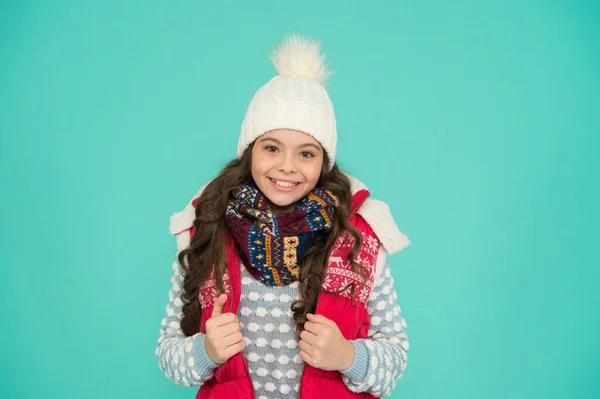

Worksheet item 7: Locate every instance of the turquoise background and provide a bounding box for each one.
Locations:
[1,1,598,398]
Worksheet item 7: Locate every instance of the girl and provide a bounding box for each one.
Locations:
[156,34,410,399]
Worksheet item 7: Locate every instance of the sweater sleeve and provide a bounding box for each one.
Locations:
[340,261,409,397]
[155,260,220,386]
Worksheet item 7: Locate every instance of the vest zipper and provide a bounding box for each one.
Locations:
[242,355,255,398]
[229,260,255,398]
[299,239,337,399]
[299,194,368,398]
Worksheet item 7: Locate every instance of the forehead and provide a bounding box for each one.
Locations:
[259,129,321,146]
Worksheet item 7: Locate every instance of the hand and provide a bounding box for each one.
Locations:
[298,313,355,371]
[204,293,246,364]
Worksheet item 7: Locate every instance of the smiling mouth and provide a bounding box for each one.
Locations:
[268,177,301,188]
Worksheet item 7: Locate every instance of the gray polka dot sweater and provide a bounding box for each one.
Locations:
[156,260,409,397]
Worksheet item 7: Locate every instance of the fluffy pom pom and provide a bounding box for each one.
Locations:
[267,33,333,85]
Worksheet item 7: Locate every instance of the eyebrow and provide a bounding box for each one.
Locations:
[259,137,322,152]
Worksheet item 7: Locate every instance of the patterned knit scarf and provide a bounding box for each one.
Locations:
[225,181,339,286]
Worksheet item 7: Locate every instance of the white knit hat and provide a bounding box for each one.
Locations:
[237,34,337,170]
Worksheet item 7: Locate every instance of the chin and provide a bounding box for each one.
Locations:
[259,180,308,211]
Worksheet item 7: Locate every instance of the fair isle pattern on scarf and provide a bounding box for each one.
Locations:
[225,181,339,286]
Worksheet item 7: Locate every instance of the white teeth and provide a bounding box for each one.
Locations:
[271,179,298,188]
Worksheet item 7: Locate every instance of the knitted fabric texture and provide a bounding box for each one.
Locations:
[225,181,339,286]
[156,260,409,397]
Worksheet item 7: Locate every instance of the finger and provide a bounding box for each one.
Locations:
[221,331,244,348]
[303,321,325,336]
[216,320,242,337]
[298,338,314,356]
[210,294,228,318]
[299,350,313,365]
[223,340,246,359]
[300,329,318,346]
[207,312,238,329]
[306,313,334,326]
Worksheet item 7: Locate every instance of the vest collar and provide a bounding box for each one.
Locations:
[343,173,410,254]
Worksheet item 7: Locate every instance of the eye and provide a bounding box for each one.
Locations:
[300,151,314,158]
[265,145,278,152]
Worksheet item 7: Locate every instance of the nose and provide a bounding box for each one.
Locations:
[277,153,297,174]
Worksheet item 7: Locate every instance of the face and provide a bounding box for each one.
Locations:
[251,128,324,214]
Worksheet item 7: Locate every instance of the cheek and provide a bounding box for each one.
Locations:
[251,154,270,175]
[304,162,323,184]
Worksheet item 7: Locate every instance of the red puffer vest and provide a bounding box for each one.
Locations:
[169,176,409,398]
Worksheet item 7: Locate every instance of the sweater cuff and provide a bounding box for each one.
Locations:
[339,340,369,382]
[191,333,220,376]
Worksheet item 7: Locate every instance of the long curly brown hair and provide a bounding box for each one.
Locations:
[178,141,368,339]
